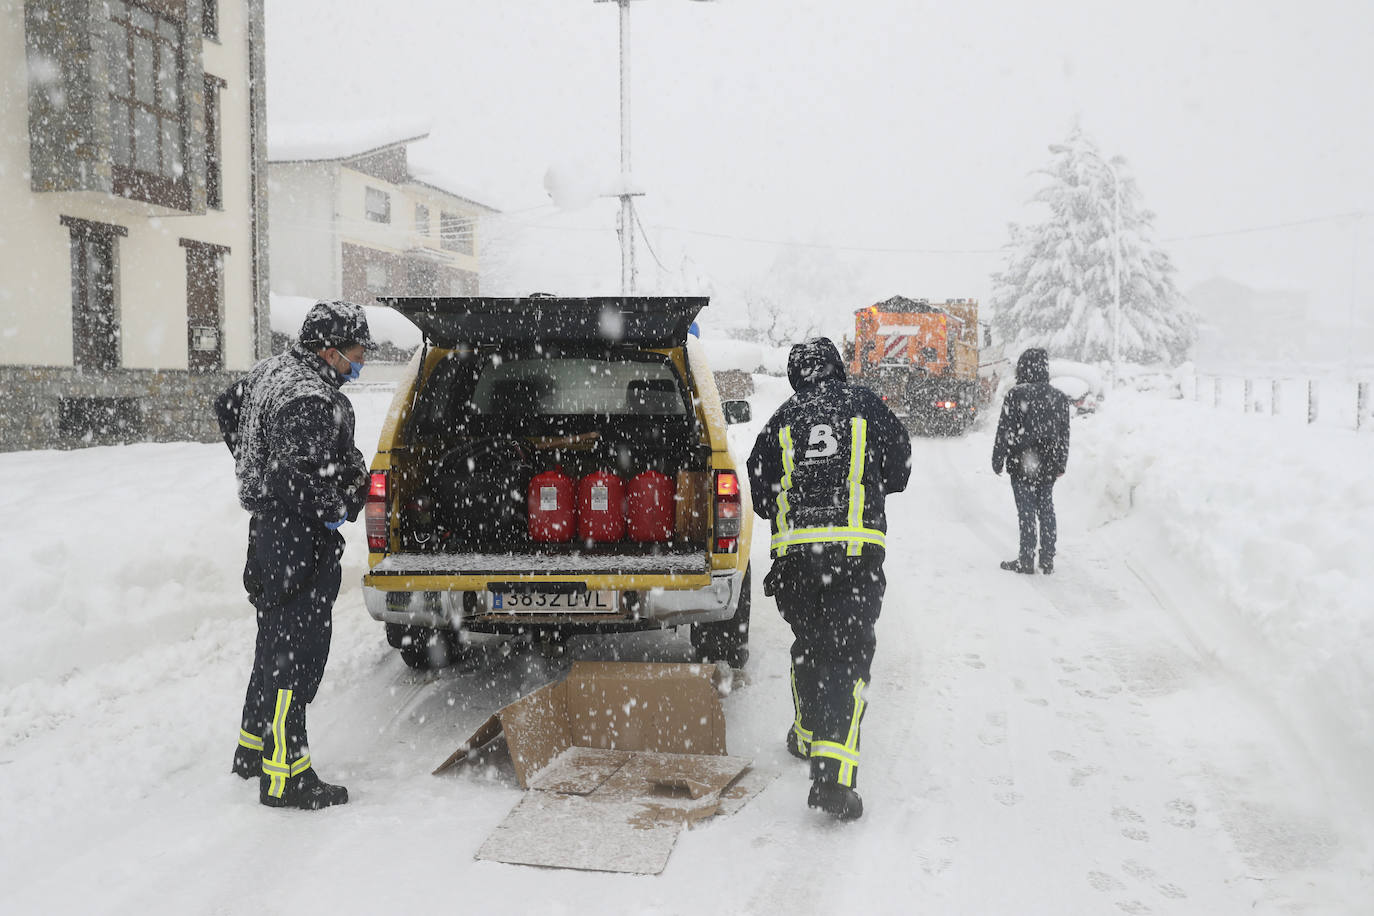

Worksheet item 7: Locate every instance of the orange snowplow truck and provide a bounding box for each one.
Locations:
[848,296,980,435]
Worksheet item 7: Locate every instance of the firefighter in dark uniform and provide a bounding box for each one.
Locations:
[214,300,374,810]
[747,337,911,820]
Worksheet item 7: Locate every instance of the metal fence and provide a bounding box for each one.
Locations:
[1188,374,1373,431]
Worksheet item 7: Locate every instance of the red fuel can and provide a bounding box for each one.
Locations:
[577,470,626,543]
[627,470,676,542]
[528,466,576,542]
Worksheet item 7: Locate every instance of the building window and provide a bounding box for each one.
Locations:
[365,263,389,294]
[202,0,218,40]
[104,0,189,209]
[440,212,473,255]
[62,216,127,371]
[181,238,228,372]
[365,187,391,223]
[415,203,430,236]
[204,75,225,209]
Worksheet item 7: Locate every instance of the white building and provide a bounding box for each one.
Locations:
[267,121,499,307]
[0,0,268,450]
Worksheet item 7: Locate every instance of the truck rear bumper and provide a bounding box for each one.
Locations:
[362,568,744,632]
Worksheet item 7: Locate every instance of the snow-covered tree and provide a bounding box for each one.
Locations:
[991,128,1195,366]
[740,244,859,347]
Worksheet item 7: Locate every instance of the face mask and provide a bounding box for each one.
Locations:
[346,360,362,382]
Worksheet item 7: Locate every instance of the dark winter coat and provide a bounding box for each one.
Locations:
[991,348,1071,481]
[747,338,912,560]
[214,344,369,525]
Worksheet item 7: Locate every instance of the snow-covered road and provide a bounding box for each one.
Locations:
[1,378,1369,915]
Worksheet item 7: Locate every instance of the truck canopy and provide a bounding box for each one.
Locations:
[377,297,707,349]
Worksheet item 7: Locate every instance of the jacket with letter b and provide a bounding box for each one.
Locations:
[747,338,911,560]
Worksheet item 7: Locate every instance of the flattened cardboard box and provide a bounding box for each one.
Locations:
[435,661,773,874]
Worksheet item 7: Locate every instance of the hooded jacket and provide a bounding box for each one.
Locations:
[214,344,369,523]
[747,338,911,559]
[991,348,1071,480]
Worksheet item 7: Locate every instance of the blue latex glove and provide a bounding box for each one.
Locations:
[324,515,346,530]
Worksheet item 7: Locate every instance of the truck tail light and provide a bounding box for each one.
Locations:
[365,470,389,552]
[714,470,741,553]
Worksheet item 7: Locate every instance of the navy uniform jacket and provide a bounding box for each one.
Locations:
[747,338,911,561]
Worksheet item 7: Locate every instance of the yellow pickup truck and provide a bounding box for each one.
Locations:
[360,297,754,669]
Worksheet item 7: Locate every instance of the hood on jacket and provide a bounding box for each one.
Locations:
[298,299,377,352]
[1015,347,1050,384]
[787,337,846,390]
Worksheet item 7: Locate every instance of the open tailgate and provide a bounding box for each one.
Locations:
[376,297,707,349]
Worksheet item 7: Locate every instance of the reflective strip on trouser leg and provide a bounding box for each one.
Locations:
[810,678,867,787]
[261,689,313,796]
[238,728,263,752]
[790,663,813,754]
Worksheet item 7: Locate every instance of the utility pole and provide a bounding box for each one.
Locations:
[1110,163,1121,389]
[1083,147,1123,389]
[597,0,713,295]
[616,0,635,296]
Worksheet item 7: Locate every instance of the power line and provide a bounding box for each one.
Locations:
[633,207,669,273]
[1161,210,1369,242]
[273,206,1371,257]
[646,224,1003,255]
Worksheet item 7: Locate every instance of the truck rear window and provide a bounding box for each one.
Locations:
[470,356,688,418]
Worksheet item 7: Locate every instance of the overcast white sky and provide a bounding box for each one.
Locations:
[265,0,1374,341]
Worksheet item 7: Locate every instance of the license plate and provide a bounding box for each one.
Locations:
[487,590,619,613]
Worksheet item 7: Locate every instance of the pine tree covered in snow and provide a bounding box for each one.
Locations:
[991,128,1195,366]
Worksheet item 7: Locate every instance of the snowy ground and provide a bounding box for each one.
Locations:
[1,374,1371,915]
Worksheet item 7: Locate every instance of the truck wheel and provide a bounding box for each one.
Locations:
[397,627,461,670]
[691,567,751,668]
[385,622,411,650]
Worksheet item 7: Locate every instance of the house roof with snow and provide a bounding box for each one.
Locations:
[267,116,501,212]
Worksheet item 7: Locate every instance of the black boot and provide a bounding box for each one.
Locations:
[1039,557,1054,575]
[808,780,863,821]
[1000,559,1034,574]
[260,768,349,810]
[785,728,809,761]
[232,745,259,780]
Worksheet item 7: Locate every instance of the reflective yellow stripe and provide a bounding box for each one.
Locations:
[265,689,293,798]
[811,741,860,765]
[790,664,812,753]
[770,526,886,552]
[774,427,795,553]
[290,754,312,777]
[238,729,263,751]
[846,418,868,556]
[811,679,867,787]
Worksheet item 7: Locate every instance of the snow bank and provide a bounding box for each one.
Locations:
[1071,388,1374,749]
[696,336,789,375]
[270,293,422,351]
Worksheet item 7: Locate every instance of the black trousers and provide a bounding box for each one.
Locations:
[1010,475,1057,566]
[771,548,885,788]
[238,508,343,768]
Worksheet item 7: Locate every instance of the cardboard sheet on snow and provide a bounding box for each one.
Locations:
[434,660,730,784]
[476,792,685,874]
[437,661,775,874]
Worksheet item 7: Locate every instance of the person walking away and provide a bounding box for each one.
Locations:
[991,347,1071,574]
[214,300,375,810]
[747,337,911,821]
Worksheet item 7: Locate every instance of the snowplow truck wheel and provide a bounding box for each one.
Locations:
[691,567,751,668]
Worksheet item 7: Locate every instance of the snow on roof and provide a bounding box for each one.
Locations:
[271,293,421,351]
[268,117,504,212]
[406,162,503,213]
[266,116,432,163]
